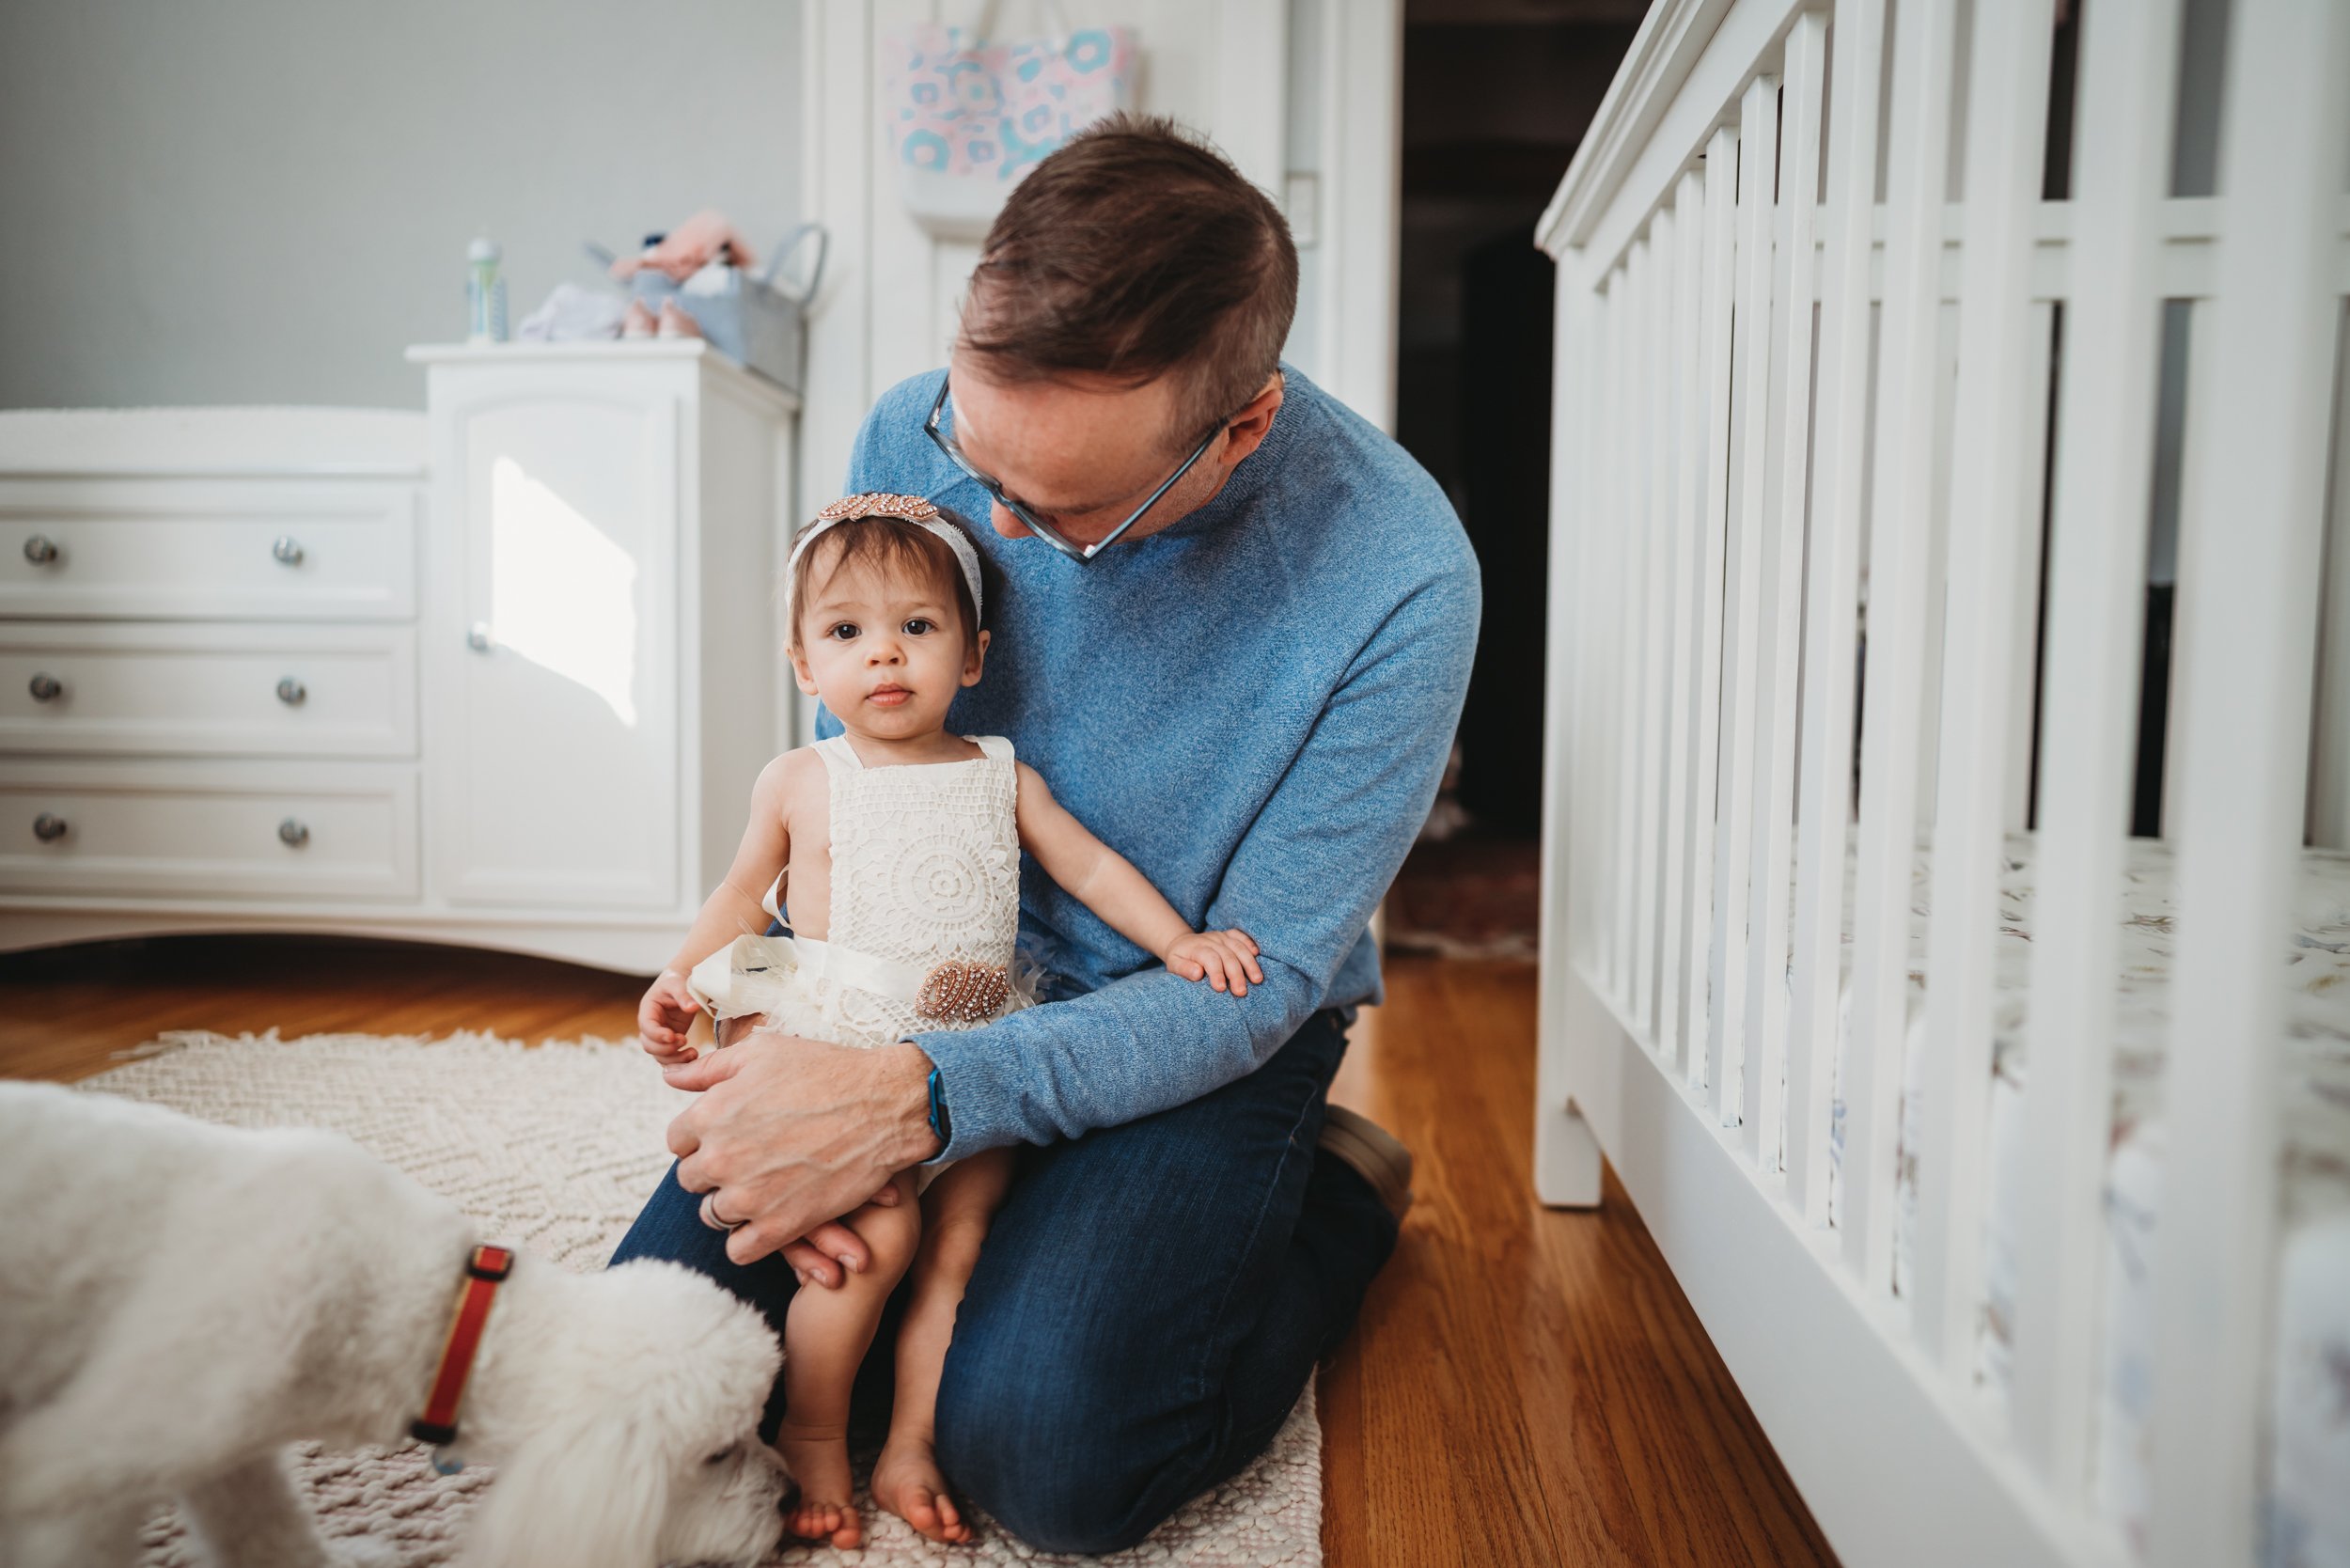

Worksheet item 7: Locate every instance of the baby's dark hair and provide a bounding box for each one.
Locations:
[786,516,980,655]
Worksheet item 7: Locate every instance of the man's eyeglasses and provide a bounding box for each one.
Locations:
[922,376,1226,563]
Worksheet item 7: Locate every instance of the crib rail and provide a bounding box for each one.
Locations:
[1534,2,2350,1566]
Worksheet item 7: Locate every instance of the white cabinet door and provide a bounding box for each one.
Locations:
[432,382,680,911]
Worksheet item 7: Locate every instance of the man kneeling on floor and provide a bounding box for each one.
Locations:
[612,111,1475,1554]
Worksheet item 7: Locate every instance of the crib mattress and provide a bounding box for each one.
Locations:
[1793,836,2350,1563]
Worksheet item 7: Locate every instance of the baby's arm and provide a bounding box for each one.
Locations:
[637,752,797,1058]
[1013,762,1265,995]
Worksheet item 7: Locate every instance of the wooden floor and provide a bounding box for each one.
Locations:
[0,937,1835,1568]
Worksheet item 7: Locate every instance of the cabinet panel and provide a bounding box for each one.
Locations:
[432,386,681,911]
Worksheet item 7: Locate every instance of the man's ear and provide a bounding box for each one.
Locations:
[963,628,991,687]
[1217,373,1287,468]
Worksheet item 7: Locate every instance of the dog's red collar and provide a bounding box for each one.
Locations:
[410,1245,515,1450]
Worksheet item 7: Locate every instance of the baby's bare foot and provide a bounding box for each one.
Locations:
[872,1435,974,1544]
[775,1426,862,1549]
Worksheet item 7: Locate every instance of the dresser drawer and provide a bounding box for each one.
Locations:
[0,623,416,758]
[0,477,416,620]
[0,760,418,902]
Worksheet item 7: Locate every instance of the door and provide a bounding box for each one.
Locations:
[431,369,681,911]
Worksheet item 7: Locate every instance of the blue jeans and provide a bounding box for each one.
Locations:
[608,1008,1397,1554]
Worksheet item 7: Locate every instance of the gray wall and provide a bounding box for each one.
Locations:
[0,0,802,411]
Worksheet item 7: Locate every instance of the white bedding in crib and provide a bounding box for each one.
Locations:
[1786,836,2350,1564]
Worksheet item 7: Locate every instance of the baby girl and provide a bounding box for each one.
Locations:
[636,493,1261,1548]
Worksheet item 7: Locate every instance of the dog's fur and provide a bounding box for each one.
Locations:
[0,1083,789,1568]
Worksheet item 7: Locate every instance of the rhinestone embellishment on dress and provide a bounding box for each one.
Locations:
[915,960,1010,1024]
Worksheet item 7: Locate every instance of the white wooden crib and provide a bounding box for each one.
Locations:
[1531,3,2350,1566]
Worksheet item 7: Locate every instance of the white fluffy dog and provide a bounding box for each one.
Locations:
[0,1083,790,1568]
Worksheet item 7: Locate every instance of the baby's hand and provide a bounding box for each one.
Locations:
[1164,930,1265,996]
[638,969,704,1067]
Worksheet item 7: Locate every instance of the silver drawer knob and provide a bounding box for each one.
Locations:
[467,622,495,652]
[276,677,307,706]
[278,817,310,848]
[272,536,306,566]
[32,812,68,843]
[23,534,58,565]
[28,672,63,702]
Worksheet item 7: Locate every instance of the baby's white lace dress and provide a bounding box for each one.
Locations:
[688,734,1033,1050]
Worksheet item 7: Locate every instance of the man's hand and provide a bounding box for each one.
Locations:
[671,1015,899,1285]
[1163,929,1265,996]
[664,1030,941,1267]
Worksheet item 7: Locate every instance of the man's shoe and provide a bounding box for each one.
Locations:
[1318,1105,1415,1219]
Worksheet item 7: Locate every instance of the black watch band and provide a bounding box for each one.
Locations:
[925,1065,952,1150]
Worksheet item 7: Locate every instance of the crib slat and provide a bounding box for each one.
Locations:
[1589,266,1626,1006]
[1744,16,1827,1171]
[1571,276,1597,978]
[1607,246,1645,1011]
[1684,126,1741,1094]
[1907,0,2056,1375]
[1786,0,1889,1228]
[1910,312,1957,832]
[2006,0,2180,1497]
[1636,213,1682,1043]
[1623,237,1663,1039]
[1658,169,1709,1075]
[1624,236,1655,1027]
[1841,0,1962,1292]
[1711,75,1780,1131]
[1572,259,1614,980]
[1596,274,1628,986]
[2314,339,2350,851]
[1579,273,1619,980]
[1591,275,1622,982]
[2148,2,2350,1561]
[1564,264,1590,975]
[1559,260,1597,979]
[1612,260,1638,1012]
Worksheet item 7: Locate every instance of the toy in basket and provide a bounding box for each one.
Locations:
[589,217,827,397]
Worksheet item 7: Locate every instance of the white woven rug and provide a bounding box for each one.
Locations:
[79,1030,1323,1567]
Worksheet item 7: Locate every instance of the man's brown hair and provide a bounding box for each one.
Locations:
[960,113,1298,448]
[786,518,980,656]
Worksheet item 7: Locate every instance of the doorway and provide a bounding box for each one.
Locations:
[1386,0,1644,959]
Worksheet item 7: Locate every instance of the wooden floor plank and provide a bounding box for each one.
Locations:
[0,937,1836,1568]
[1321,959,1837,1568]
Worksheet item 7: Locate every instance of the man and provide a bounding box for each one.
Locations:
[613,113,1477,1553]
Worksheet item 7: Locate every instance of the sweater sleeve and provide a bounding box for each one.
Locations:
[913,561,1480,1155]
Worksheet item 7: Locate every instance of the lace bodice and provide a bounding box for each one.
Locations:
[814,733,1023,1045]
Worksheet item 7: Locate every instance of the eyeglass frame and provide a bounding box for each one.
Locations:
[921,375,1230,563]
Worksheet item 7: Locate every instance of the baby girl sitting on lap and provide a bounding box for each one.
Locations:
[637,493,1259,1548]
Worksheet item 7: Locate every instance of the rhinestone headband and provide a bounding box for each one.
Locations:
[785,493,984,631]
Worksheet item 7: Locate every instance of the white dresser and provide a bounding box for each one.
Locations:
[0,341,798,972]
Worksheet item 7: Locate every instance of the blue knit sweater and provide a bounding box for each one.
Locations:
[827,366,1479,1158]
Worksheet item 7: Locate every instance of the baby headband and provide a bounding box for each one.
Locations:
[786,493,984,627]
